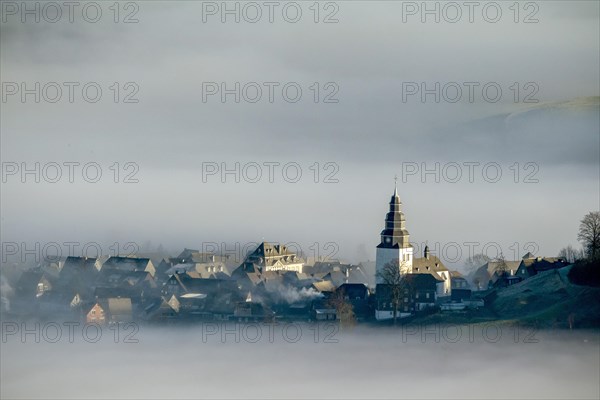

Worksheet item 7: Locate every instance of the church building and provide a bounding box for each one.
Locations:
[375,183,451,298]
[375,183,414,283]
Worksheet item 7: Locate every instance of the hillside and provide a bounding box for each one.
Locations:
[488,266,600,328]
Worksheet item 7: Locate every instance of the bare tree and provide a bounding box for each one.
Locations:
[492,253,509,288]
[558,245,584,263]
[376,260,411,325]
[327,289,356,329]
[495,253,509,276]
[464,253,491,273]
[578,211,600,261]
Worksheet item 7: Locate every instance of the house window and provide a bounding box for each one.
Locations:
[415,293,419,299]
[426,293,430,299]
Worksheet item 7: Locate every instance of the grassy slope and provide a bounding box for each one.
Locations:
[410,266,600,329]
[489,266,600,328]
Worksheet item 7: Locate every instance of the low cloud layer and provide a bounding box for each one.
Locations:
[1,2,598,265]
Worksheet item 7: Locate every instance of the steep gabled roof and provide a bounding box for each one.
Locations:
[449,270,465,279]
[94,286,137,299]
[312,280,336,293]
[15,269,55,296]
[336,283,369,299]
[404,272,443,290]
[412,255,449,274]
[107,297,132,317]
[102,256,152,273]
[60,256,98,278]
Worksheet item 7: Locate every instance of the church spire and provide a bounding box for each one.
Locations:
[375,182,414,284]
[378,180,410,249]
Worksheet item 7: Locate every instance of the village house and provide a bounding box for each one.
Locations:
[335,283,370,320]
[471,258,522,290]
[411,246,451,299]
[450,271,472,302]
[405,273,439,311]
[11,269,58,315]
[158,250,235,282]
[84,298,133,325]
[143,296,180,322]
[311,299,337,321]
[312,280,336,293]
[86,302,106,325]
[516,255,569,279]
[58,256,100,300]
[97,269,157,292]
[161,273,243,320]
[233,299,274,322]
[101,256,156,277]
[235,242,305,274]
[374,284,411,320]
[42,256,67,278]
[36,290,80,318]
[375,272,440,320]
[107,298,133,323]
[15,269,54,299]
[308,261,374,288]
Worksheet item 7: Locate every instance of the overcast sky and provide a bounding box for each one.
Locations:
[1,1,599,268]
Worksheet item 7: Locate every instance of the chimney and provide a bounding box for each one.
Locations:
[424,245,430,260]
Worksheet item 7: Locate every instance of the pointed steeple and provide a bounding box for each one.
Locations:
[377,180,410,249]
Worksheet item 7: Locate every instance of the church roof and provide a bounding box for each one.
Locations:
[378,186,410,248]
[412,255,449,274]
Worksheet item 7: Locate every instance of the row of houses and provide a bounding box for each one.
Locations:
[470,252,570,290]
[7,240,479,324]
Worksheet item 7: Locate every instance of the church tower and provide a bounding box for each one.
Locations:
[375,181,413,283]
